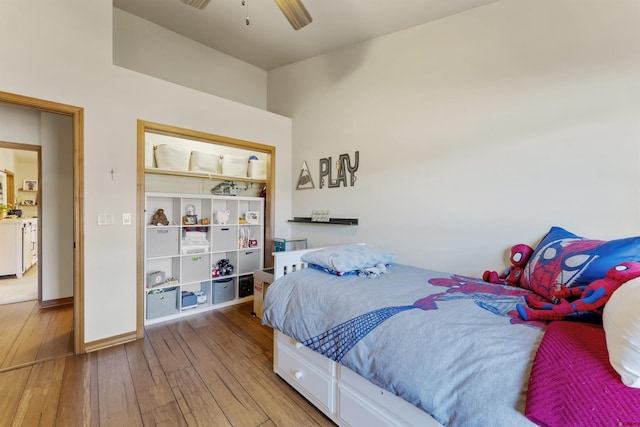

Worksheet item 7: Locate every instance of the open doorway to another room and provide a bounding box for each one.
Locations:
[0,146,40,305]
[0,90,84,368]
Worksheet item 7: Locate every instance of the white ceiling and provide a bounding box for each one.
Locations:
[113,0,499,71]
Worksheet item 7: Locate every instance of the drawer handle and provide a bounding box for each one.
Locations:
[156,229,169,234]
[245,251,253,255]
[294,371,303,380]
[295,342,304,349]
[221,228,229,231]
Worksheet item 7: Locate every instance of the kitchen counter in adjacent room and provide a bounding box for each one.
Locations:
[0,218,38,278]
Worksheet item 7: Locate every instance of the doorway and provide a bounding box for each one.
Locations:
[0,90,85,356]
[0,146,40,306]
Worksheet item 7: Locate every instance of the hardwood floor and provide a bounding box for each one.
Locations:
[0,302,336,427]
[0,300,73,371]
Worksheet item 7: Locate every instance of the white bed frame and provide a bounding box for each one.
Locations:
[272,248,443,427]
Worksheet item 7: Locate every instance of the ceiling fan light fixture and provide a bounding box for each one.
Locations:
[274,0,313,30]
[180,0,211,10]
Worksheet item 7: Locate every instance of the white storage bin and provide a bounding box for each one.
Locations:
[238,249,260,274]
[181,254,211,284]
[247,159,267,180]
[147,287,178,319]
[147,227,180,258]
[212,226,238,252]
[155,144,190,171]
[221,155,249,177]
[190,151,220,174]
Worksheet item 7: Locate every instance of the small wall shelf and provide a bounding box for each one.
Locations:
[288,217,359,226]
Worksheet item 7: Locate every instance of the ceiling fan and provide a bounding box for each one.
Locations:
[179,0,313,30]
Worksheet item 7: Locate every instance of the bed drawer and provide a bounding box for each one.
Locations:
[276,343,333,411]
[338,365,440,427]
[276,332,333,374]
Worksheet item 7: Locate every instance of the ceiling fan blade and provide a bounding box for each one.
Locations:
[180,0,211,10]
[274,0,313,30]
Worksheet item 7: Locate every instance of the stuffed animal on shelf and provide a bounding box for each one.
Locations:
[516,261,640,321]
[483,244,534,287]
[151,208,169,226]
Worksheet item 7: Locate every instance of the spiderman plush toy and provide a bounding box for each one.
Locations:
[483,244,534,287]
[516,261,640,321]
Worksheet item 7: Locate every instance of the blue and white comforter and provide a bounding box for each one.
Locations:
[262,264,545,427]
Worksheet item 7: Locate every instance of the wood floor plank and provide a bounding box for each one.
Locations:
[196,321,331,426]
[168,319,269,427]
[97,345,144,427]
[0,302,337,427]
[124,334,176,414]
[167,367,232,427]
[145,322,193,374]
[0,301,73,371]
[141,400,188,427]
[35,305,74,360]
[0,366,31,427]
[217,302,274,351]
[200,310,266,359]
[0,301,36,368]
[10,358,65,427]
[55,353,100,427]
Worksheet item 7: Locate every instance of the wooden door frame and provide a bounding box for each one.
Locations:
[136,120,276,337]
[0,90,85,354]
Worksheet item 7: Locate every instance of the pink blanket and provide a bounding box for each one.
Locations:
[526,321,640,427]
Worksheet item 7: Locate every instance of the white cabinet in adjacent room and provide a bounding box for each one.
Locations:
[0,218,38,277]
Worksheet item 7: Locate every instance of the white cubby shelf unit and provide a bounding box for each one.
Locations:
[144,192,264,325]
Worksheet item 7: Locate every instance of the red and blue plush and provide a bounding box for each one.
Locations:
[483,244,534,287]
[516,261,640,321]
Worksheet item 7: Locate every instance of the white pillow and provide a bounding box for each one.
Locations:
[301,244,395,274]
[603,277,640,388]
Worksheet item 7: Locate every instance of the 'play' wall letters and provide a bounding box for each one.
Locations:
[319,151,359,189]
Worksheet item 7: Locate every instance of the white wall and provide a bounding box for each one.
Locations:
[0,148,15,172]
[0,1,292,344]
[113,8,268,110]
[267,0,640,276]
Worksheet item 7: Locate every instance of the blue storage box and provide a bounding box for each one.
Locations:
[213,278,234,304]
[181,291,198,310]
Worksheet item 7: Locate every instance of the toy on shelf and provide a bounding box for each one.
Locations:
[151,208,169,226]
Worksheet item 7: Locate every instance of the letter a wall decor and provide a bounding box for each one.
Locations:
[296,161,315,190]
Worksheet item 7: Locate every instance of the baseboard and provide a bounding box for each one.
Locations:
[84,331,139,353]
[39,296,74,308]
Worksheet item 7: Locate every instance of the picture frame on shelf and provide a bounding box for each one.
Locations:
[245,211,259,224]
[23,179,37,191]
[23,199,35,206]
[183,215,197,225]
[311,210,331,222]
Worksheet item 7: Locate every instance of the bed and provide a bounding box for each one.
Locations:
[262,230,640,427]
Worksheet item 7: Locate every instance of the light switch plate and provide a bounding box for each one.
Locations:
[98,213,114,225]
[122,213,132,225]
